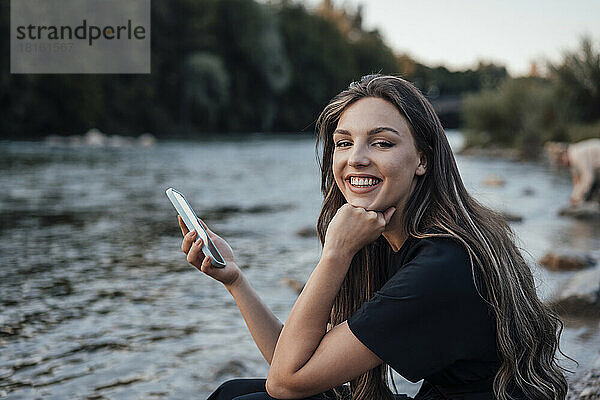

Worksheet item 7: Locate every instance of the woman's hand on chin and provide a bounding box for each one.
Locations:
[322,203,396,260]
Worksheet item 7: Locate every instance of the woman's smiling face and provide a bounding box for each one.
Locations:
[332,97,426,212]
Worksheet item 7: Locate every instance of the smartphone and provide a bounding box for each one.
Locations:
[166,188,227,268]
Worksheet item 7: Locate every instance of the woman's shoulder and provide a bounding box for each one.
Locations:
[387,231,478,298]
[395,229,472,270]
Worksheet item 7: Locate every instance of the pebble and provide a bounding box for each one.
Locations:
[559,202,600,219]
[296,226,317,238]
[280,278,304,294]
[540,250,595,271]
[549,267,600,318]
[213,360,248,381]
[482,174,505,187]
[500,211,523,222]
[522,187,535,196]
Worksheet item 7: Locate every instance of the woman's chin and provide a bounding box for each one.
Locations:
[348,198,377,211]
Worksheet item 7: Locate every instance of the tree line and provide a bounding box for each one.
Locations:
[1,0,508,139]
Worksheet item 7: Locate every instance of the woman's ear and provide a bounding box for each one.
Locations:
[416,153,427,176]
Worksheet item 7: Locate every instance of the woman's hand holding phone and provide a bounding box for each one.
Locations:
[178,215,242,288]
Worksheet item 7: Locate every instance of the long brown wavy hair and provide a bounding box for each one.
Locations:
[315,75,570,400]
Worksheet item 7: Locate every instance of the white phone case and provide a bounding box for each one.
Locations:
[166,188,227,268]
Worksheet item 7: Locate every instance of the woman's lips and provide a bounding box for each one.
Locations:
[345,179,382,194]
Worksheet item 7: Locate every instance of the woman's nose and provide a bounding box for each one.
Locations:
[348,144,371,167]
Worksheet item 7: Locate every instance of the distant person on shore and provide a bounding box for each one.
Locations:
[177,75,569,400]
[545,138,600,205]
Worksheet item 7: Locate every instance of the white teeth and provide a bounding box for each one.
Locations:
[349,177,380,187]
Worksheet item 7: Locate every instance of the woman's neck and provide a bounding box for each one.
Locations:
[382,213,408,252]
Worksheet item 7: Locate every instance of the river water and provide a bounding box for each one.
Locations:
[1,132,599,399]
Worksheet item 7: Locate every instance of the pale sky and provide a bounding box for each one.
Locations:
[304,0,600,76]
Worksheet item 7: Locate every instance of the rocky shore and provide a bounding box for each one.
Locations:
[567,368,600,399]
[548,261,600,399]
[44,128,156,148]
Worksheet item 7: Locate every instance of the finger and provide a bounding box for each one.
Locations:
[181,230,198,253]
[366,210,379,220]
[187,237,204,264]
[178,215,189,236]
[200,255,212,273]
[382,207,396,225]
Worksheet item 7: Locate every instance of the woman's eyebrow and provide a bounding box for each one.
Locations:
[333,127,402,136]
[368,126,402,136]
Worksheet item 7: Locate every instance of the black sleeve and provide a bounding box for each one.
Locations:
[347,237,491,383]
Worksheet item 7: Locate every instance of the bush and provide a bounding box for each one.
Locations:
[551,37,600,123]
[461,37,600,157]
[461,77,556,156]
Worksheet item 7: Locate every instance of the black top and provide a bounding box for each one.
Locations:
[347,234,503,400]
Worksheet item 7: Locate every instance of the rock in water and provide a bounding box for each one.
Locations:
[213,360,248,380]
[482,174,505,187]
[522,187,535,196]
[296,226,317,238]
[539,250,595,271]
[138,133,156,147]
[280,277,304,294]
[559,202,600,219]
[549,267,600,317]
[84,128,106,147]
[500,211,523,223]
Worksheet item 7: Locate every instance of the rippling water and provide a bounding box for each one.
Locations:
[1,132,599,399]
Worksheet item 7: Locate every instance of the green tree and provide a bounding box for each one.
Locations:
[213,0,291,131]
[181,52,230,131]
[272,1,356,131]
[462,77,555,155]
[551,36,600,123]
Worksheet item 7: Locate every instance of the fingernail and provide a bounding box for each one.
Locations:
[189,230,196,236]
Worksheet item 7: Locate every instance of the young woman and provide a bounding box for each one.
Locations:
[179,75,569,400]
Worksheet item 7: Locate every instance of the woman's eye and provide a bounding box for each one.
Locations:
[334,141,351,148]
[374,141,394,148]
